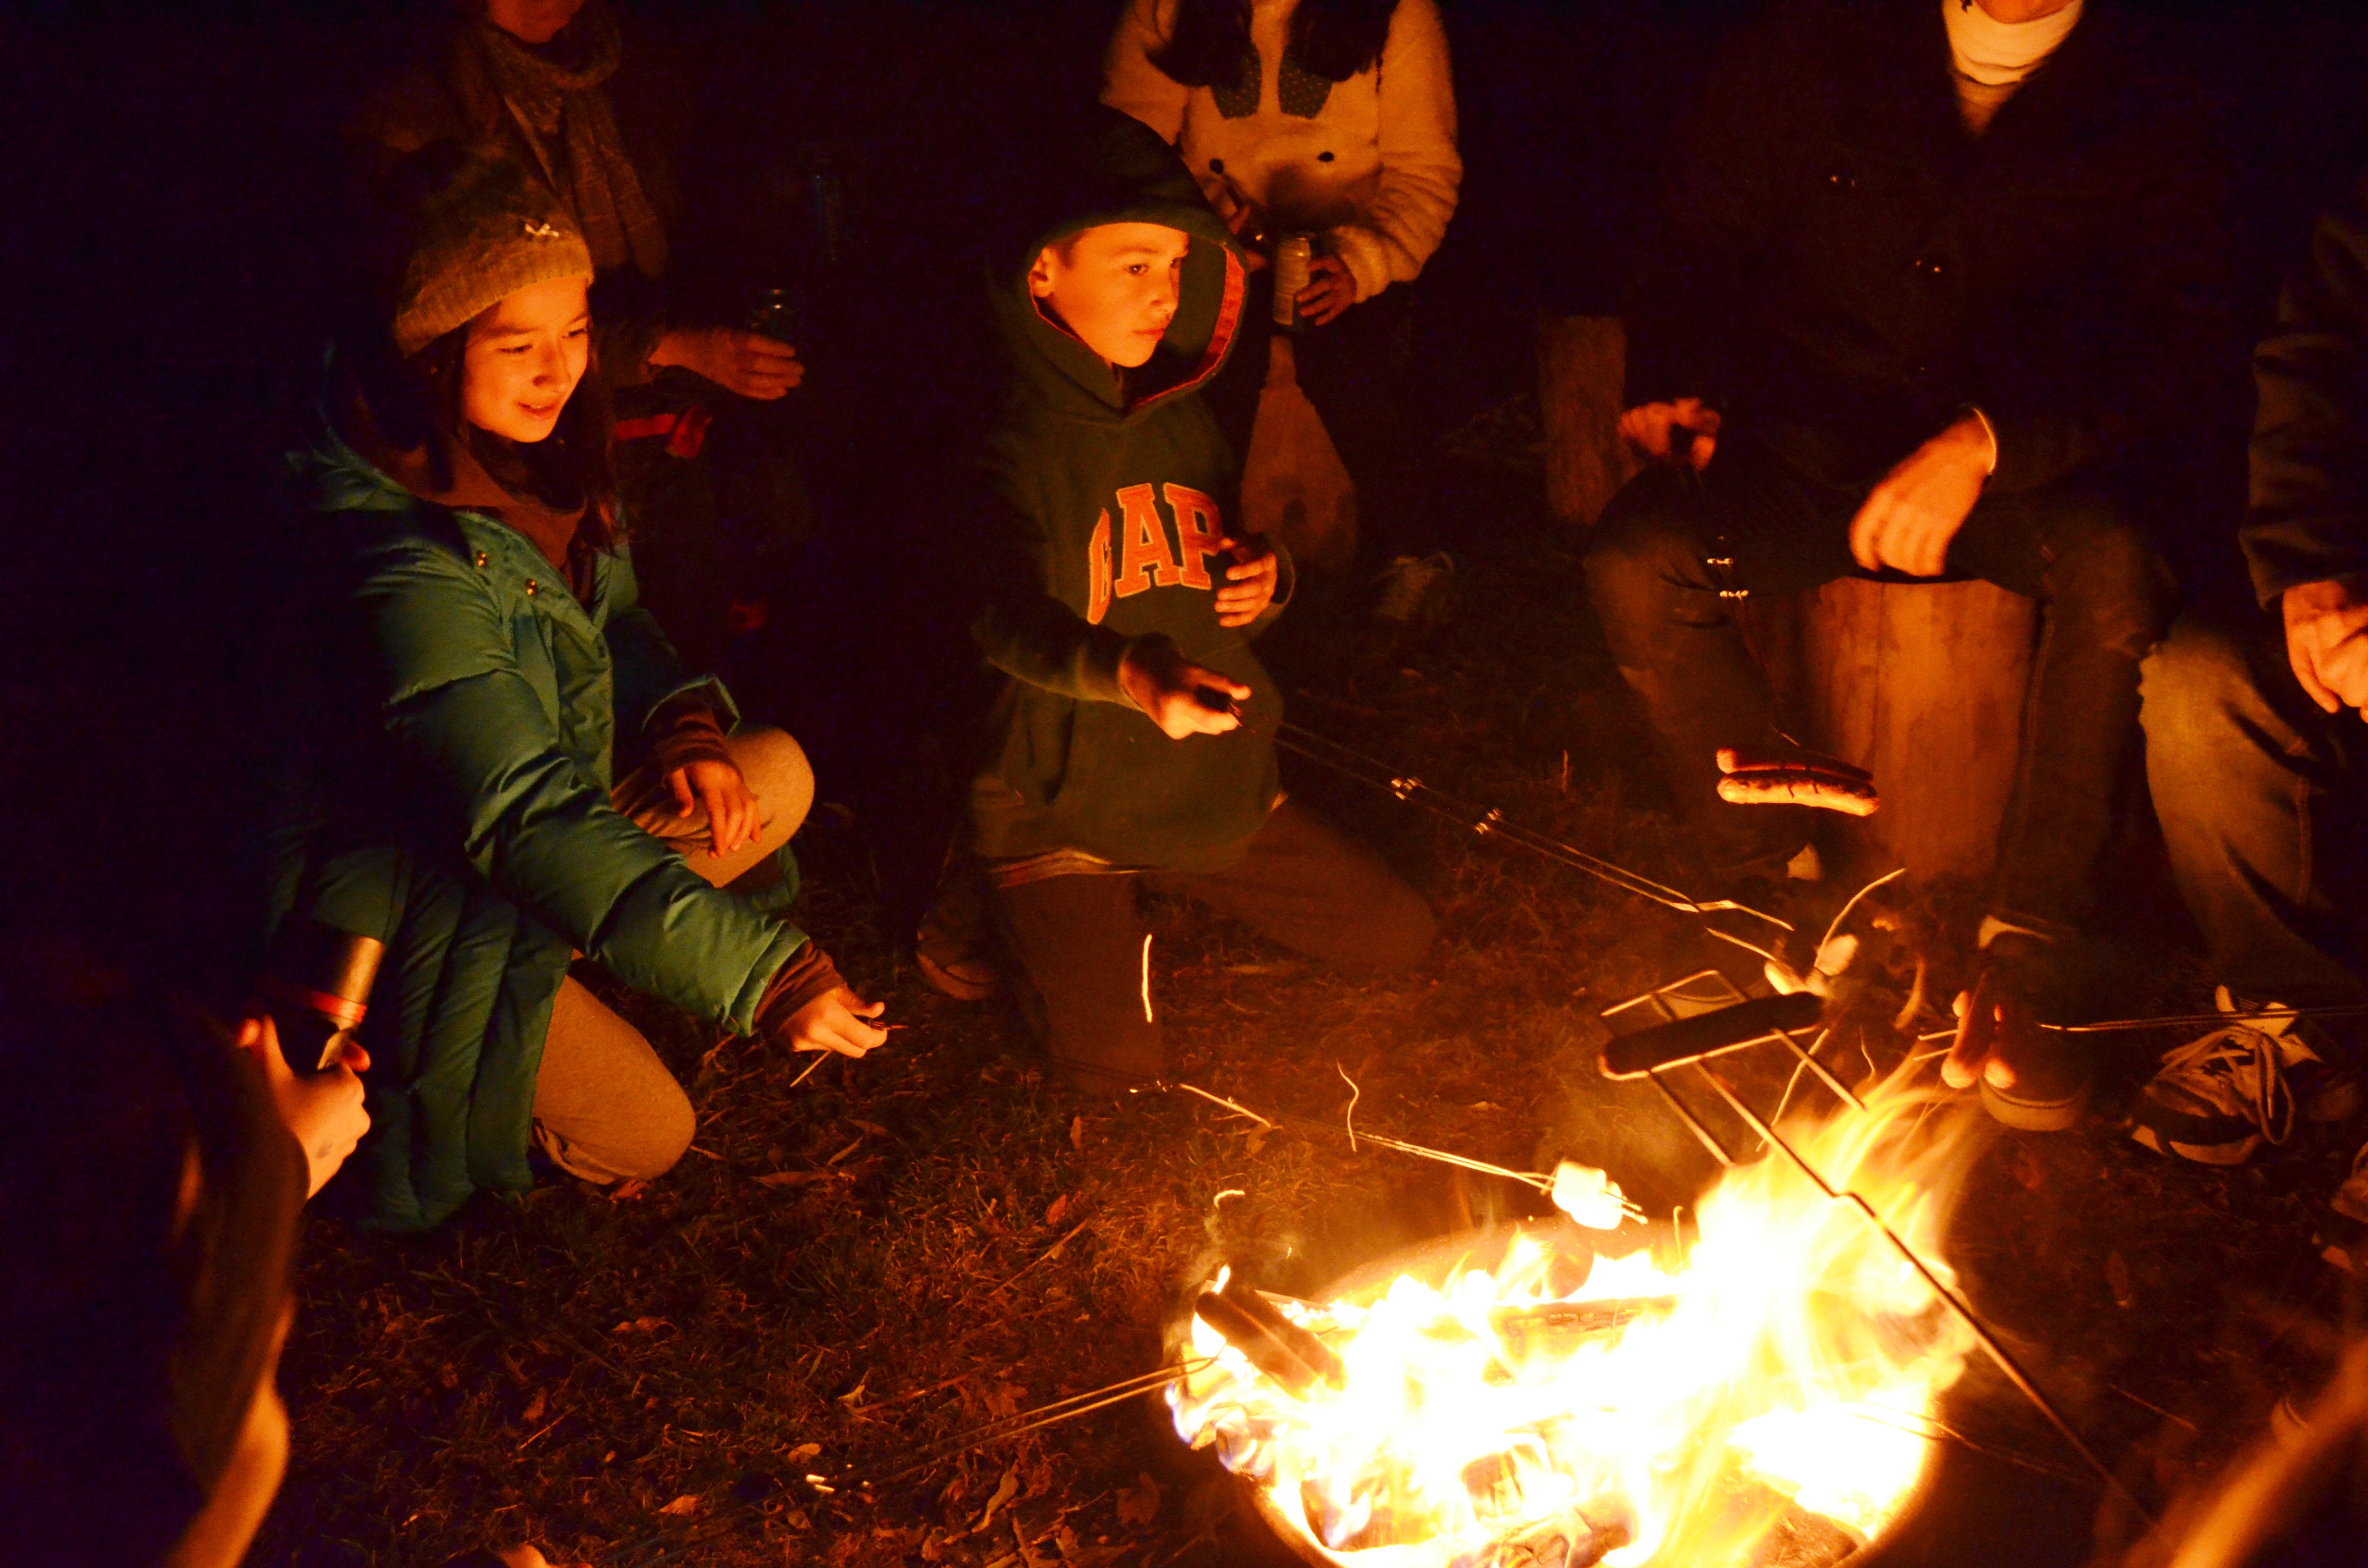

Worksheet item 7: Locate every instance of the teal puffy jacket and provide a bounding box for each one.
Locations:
[264,428,806,1232]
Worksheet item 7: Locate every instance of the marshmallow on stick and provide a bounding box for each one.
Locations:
[1551,1162,1631,1230]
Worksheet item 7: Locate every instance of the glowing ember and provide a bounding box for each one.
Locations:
[1170,1079,1988,1566]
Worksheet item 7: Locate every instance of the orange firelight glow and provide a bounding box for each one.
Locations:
[1170,1078,1991,1566]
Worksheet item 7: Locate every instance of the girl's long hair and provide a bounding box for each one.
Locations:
[1150,0,1399,88]
[343,309,620,551]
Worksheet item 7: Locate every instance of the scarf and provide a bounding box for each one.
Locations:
[454,0,668,280]
[1943,0,2084,131]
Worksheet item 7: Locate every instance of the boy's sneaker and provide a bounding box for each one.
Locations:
[915,857,1000,1002]
[2131,989,2360,1165]
[1371,552,1455,629]
[2319,1142,2368,1274]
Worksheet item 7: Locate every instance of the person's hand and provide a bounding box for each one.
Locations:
[438,1546,593,1568]
[2283,578,2368,715]
[1295,255,1357,326]
[668,756,760,860]
[781,984,889,1058]
[1214,539,1280,627]
[648,327,802,400]
[497,1548,592,1568]
[1618,398,1722,470]
[1847,413,1995,578]
[1117,641,1250,738]
[235,1015,369,1200]
[1942,967,2041,1092]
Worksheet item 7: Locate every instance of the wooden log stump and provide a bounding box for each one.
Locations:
[1537,311,1637,532]
[1786,578,2039,886]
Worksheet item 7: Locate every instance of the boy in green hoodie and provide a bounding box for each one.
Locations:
[967,110,1435,1090]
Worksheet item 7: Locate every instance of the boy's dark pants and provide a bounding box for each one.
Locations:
[1583,437,2173,929]
[994,800,1435,1083]
[2142,607,2368,1010]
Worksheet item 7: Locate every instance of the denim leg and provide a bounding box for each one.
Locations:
[1969,497,2175,930]
[1584,462,1816,878]
[2141,611,2368,1006]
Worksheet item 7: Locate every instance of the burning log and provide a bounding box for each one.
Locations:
[1194,1274,1347,1398]
[1488,1297,1676,1369]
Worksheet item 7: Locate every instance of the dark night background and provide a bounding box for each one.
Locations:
[2,0,2366,993]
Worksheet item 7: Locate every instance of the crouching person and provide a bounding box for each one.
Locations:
[2137,166,2368,1255]
[965,110,1433,1092]
[268,145,882,1233]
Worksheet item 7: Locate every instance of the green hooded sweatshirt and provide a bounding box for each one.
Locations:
[969,109,1288,874]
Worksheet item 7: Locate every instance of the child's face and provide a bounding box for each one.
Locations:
[1029,222,1192,369]
[485,0,587,45]
[461,274,592,446]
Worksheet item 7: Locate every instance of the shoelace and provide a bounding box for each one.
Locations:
[1372,553,1452,622]
[2158,1025,2297,1146]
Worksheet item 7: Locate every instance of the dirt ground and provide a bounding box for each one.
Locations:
[252,428,2368,1568]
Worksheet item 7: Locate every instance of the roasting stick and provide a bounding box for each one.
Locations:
[1688,1066,2155,1523]
[594,1360,1221,1568]
[1164,1078,1648,1223]
[1270,723,1795,964]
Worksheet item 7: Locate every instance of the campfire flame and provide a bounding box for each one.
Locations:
[1171,1079,1991,1566]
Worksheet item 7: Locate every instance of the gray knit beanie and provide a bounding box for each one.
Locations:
[380,142,594,357]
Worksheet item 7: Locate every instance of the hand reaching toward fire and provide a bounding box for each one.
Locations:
[781,984,889,1059]
[1119,639,1249,738]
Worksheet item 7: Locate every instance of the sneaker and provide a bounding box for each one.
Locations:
[2131,989,2359,1165]
[1371,552,1455,627]
[2319,1142,2368,1274]
[915,855,1000,1002]
[1962,926,2093,1133]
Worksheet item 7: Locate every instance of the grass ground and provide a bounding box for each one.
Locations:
[253,428,2366,1568]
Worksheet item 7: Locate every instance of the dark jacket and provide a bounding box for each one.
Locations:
[968,109,1289,873]
[265,423,806,1232]
[2246,167,2368,607]
[1627,0,2228,497]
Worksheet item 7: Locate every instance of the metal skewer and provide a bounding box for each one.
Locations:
[1689,1066,2152,1523]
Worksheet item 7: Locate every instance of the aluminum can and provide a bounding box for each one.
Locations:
[1272,233,1313,330]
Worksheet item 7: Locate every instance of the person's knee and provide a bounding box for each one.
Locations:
[1583,472,1709,641]
[610,1080,696,1184]
[1333,875,1436,973]
[1370,887,1438,971]
[2141,616,2261,758]
[731,726,815,845]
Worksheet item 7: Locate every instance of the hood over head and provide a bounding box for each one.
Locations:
[991,107,1245,421]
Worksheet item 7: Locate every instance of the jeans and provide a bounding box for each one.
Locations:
[529,726,813,1184]
[1583,438,2173,928]
[2141,608,2368,1008]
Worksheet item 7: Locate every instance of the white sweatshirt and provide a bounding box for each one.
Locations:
[1942,0,2084,132]
[1103,0,1462,303]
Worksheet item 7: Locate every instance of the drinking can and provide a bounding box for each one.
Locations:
[1272,233,1313,330]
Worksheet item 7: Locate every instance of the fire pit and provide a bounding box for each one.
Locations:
[1166,1084,1987,1567]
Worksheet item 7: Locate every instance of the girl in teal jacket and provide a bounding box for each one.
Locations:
[265,146,882,1231]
